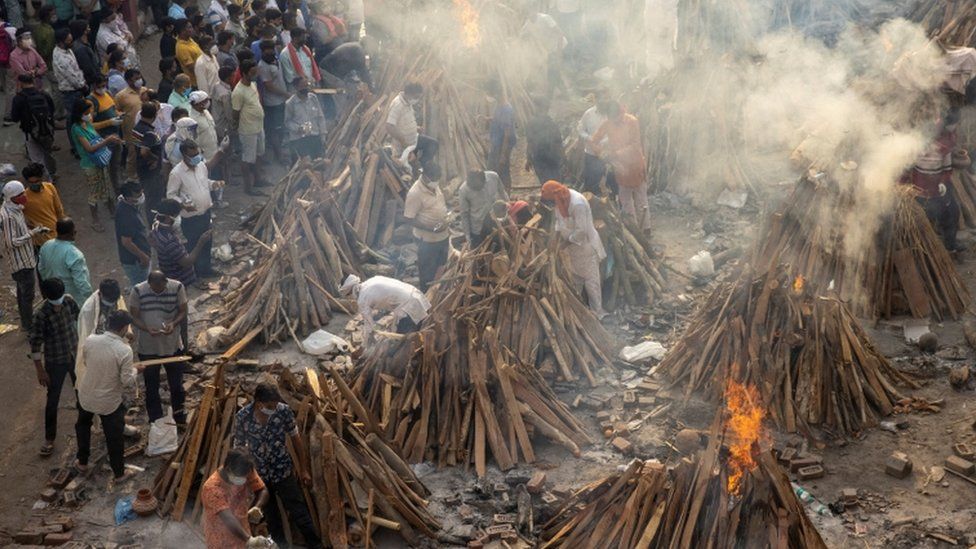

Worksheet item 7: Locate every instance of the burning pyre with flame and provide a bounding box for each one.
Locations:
[453,0,481,48]
[724,380,767,497]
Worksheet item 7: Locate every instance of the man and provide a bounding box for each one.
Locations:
[174,19,202,87]
[133,103,164,218]
[31,277,80,457]
[215,30,237,70]
[96,11,139,69]
[194,33,220,96]
[21,162,64,249]
[211,66,234,140]
[486,81,515,191]
[115,181,152,285]
[149,198,211,286]
[157,57,178,106]
[590,101,648,230]
[114,68,146,178]
[167,140,223,277]
[52,28,85,145]
[233,383,321,548]
[540,181,607,319]
[168,0,188,20]
[0,180,46,330]
[340,274,430,344]
[75,310,141,480]
[11,74,58,180]
[224,4,248,44]
[50,0,76,28]
[207,0,230,29]
[38,217,93,303]
[525,96,563,185]
[403,163,449,292]
[308,0,345,61]
[459,169,508,247]
[319,40,373,93]
[578,98,614,195]
[257,39,288,164]
[190,91,227,168]
[507,200,534,227]
[77,278,124,344]
[283,76,327,159]
[168,73,192,111]
[129,270,188,424]
[232,59,266,195]
[201,449,269,549]
[279,28,319,92]
[32,6,60,117]
[68,20,98,84]
[159,17,177,58]
[10,28,47,90]
[386,81,421,155]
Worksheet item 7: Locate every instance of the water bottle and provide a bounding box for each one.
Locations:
[791,482,830,516]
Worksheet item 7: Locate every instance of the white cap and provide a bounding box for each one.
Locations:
[2,180,25,200]
[189,90,210,105]
[340,274,361,296]
[175,117,198,129]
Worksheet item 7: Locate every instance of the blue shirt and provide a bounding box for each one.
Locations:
[490,103,516,149]
[168,3,187,19]
[232,403,298,484]
[38,239,93,304]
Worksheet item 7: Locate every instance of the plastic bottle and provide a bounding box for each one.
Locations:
[791,482,831,516]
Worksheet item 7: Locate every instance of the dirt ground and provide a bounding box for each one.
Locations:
[2,29,976,549]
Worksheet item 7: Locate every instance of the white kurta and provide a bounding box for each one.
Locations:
[357,276,431,341]
[553,190,607,316]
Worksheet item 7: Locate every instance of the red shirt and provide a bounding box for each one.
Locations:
[201,469,265,549]
[907,129,956,199]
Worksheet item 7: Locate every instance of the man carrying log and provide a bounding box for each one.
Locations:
[403,163,449,292]
[340,274,431,344]
[459,169,508,247]
[201,449,271,549]
[540,181,607,319]
[232,383,321,549]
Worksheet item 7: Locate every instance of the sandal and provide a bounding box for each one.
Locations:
[39,441,54,457]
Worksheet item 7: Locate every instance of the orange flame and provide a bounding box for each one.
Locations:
[453,0,481,48]
[724,380,766,496]
[792,275,804,294]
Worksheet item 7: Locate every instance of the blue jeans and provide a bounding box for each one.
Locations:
[121,262,149,287]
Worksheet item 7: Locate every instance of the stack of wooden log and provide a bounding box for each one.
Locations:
[152,367,441,547]
[589,195,668,308]
[753,175,970,320]
[906,0,976,46]
[350,226,614,473]
[541,416,828,548]
[658,265,918,436]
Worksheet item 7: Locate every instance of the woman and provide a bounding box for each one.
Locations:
[70,100,121,232]
[540,180,607,319]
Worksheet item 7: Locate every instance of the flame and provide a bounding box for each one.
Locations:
[792,275,804,294]
[453,0,481,48]
[724,380,765,496]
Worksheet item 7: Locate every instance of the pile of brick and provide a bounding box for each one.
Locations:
[10,516,75,546]
[572,373,673,457]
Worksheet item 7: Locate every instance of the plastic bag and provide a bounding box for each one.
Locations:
[146,408,179,456]
[619,341,667,363]
[115,496,137,525]
[301,330,350,355]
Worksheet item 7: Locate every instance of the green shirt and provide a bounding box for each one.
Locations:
[38,239,93,304]
[50,0,75,23]
[30,22,55,63]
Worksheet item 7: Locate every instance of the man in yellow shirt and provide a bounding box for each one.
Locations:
[21,163,64,250]
[174,19,203,87]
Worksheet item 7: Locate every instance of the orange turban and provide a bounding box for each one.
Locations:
[540,180,571,218]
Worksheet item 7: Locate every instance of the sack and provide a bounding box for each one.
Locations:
[146,408,179,456]
[87,133,113,167]
[26,92,55,150]
[301,329,350,355]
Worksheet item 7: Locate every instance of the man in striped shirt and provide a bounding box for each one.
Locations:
[128,271,189,424]
[0,181,49,330]
[149,198,211,287]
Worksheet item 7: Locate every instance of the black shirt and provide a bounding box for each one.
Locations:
[114,200,150,265]
[132,119,162,176]
[72,40,100,84]
[320,42,372,90]
[11,88,54,135]
[160,34,176,59]
[157,77,174,106]
[526,114,563,165]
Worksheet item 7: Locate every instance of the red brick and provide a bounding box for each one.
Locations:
[43,531,73,545]
[885,451,913,479]
[526,471,546,494]
[14,529,45,544]
[945,455,975,476]
[611,437,633,455]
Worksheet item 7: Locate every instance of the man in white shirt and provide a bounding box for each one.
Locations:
[340,274,430,346]
[53,28,86,145]
[166,139,225,278]
[385,81,422,155]
[193,34,221,97]
[403,163,449,292]
[75,310,143,480]
[577,98,615,195]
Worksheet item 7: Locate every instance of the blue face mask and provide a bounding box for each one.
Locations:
[182,89,191,98]
[187,153,204,166]
[49,296,64,306]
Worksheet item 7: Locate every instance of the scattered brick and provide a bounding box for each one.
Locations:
[777,447,797,465]
[797,465,825,480]
[40,488,59,502]
[840,488,858,506]
[953,443,975,460]
[13,529,45,544]
[611,437,633,455]
[789,457,821,473]
[526,471,546,494]
[944,455,975,476]
[885,451,913,479]
[43,531,73,545]
[48,469,71,489]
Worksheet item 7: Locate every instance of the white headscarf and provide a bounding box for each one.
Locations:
[340,274,361,296]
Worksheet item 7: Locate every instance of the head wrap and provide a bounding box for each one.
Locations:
[540,180,571,218]
[507,200,530,223]
[3,180,25,200]
[189,90,210,105]
[340,274,361,296]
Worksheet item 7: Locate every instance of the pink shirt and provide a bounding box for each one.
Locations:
[9,47,47,89]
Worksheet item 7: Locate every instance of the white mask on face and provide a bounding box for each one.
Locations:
[227,473,246,486]
[82,113,93,123]
[407,97,419,106]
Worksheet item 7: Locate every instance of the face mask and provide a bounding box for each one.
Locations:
[82,113,93,123]
[226,474,246,486]
[210,44,218,56]
[29,182,42,192]
[122,58,132,69]
[133,78,144,88]
[182,89,191,98]
[48,296,64,306]
[258,406,275,416]
[132,194,146,206]
[11,194,28,206]
[407,97,419,106]
[101,298,116,307]
[187,153,204,166]
[297,88,309,97]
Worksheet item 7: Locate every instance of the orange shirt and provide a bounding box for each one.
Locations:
[201,469,265,549]
[22,182,64,246]
[591,113,646,188]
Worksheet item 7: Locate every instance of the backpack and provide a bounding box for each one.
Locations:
[26,92,55,149]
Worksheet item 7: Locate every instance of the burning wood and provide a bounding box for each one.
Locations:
[152,366,441,546]
[541,403,827,548]
[349,226,614,473]
[659,265,918,437]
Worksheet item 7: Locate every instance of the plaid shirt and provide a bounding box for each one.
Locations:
[30,296,80,364]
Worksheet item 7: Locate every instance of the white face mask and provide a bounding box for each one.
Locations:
[258,406,275,416]
[407,97,419,106]
[133,78,144,88]
[227,473,246,486]
[82,113,93,123]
